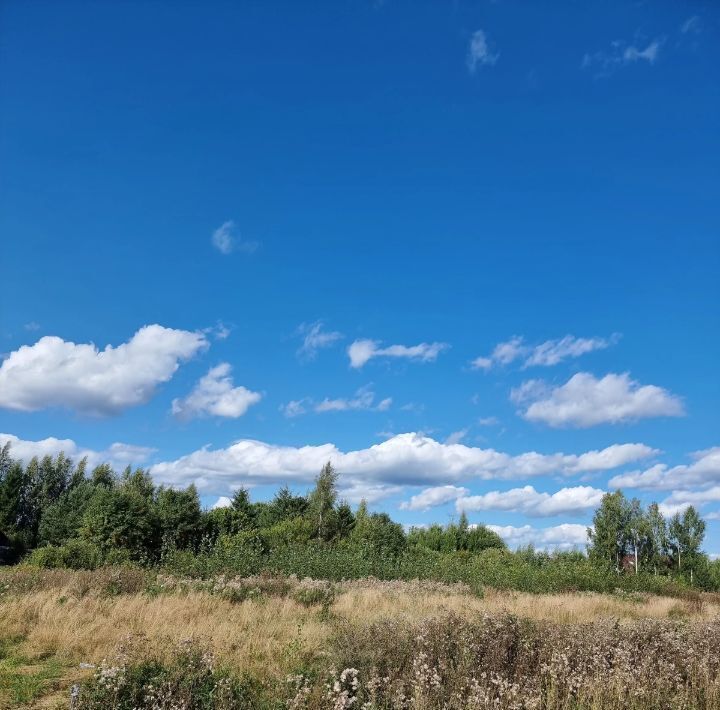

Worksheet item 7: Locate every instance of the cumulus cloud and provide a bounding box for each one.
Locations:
[472,334,615,370]
[657,486,720,518]
[400,485,469,512]
[339,482,404,505]
[211,220,258,255]
[348,339,448,369]
[171,363,261,420]
[514,372,684,428]
[282,387,391,416]
[0,325,208,416]
[487,523,589,551]
[296,321,343,360]
[467,29,498,73]
[610,447,720,491]
[148,432,656,495]
[0,432,155,470]
[582,37,664,76]
[212,496,233,509]
[457,485,605,517]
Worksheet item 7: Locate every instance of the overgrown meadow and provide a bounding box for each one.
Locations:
[1,450,720,708]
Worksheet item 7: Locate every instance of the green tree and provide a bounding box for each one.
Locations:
[38,482,96,546]
[307,462,338,540]
[156,485,202,549]
[0,461,24,534]
[588,491,630,572]
[335,501,356,539]
[465,524,506,553]
[90,463,115,488]
[231,487,257,530]
[351,511,406,556]
[263,486,308,526]
[668,506,706,581]
[122,467,156,501]
[626,497,651,574]
[646,502,668,575]
[81,487,158,559]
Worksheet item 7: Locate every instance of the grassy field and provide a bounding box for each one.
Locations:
[1,567,719,709]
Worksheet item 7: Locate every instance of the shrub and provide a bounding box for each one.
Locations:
[74,637,265,709]
[25,545,64,568]
[291,579,336,608]
[60,538,103,570]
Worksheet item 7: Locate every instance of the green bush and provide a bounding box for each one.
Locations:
[25,546,64,568]
[60,538,103,570]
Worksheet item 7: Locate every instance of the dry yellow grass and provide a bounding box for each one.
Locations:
[2,576,718,685]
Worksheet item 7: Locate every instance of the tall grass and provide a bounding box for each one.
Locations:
[2,567,719,708]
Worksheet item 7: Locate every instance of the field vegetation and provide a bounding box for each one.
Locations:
[1,447,720,707]
[1,567,719,709]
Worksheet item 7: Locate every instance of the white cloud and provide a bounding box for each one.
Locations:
[582,38,664,75]
[473,334,615,370]
[610,447,720,491]
[525,334,618,367]
[23,322,40,332]
[0,325,208,416]
[445,429,469,445]
[0,432,155,470]
[340,482,404,505]
[212,496,233,509]
[212,322,232,340]
[296,321,343,360]
[148,432,656,494]
[457,485,605,517]
[477,416,499,427]
[472,336,525,370]
[281,399,307,418]
[284,386,392,416]
[211,220,258,255]
[400,485,469,512]
[658,486,720,518]
[171,363,261,420]
[467,29,498,73]
[487,523,589,551]
[515,372,684,428]
[348,339,448,369]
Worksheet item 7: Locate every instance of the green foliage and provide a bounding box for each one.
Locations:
[156,484,202,549]
[307,461,338,540]
[81,486,158,559]
[25,539,103,569]
[0,448,717,595]
[37,481,96,546]
[350,511,406,556]
[407,521,506,554]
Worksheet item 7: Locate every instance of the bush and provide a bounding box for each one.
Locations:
[25,546,64,569]
[291,579,336,607]
[60,538,103,570]
[74,637,265,709]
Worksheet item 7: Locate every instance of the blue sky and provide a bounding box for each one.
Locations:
[1,1,718,552]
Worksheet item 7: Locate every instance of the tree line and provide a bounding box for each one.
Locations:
[0,446,505,564]
[0,443,715,591]
[588,491,707,582]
